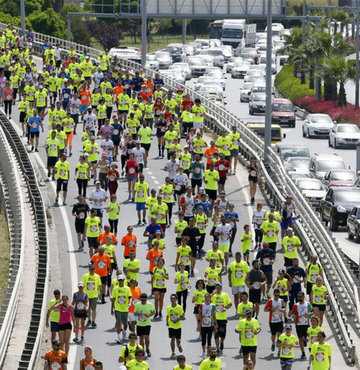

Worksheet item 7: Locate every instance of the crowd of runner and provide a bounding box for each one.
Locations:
[0,25,332,370]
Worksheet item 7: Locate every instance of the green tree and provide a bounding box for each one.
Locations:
[27,8,67,39]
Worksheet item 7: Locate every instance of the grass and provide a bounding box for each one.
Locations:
[90,33,209,52]
[0,210,10,311]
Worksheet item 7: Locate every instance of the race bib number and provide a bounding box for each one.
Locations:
[219,165,225,171]
[208,278,216,286]
[282,347,291,356]
[137,191,144,198]
[245,330,254,339]
[31,122,37,128]
[182,160,188,167]
[315,295,323,303]
[139,313,146,322]
[181,256,188,263]
[98,261,105,269]
[121,100,126,105]
[171,314,178,322]
[77,302,85,310]
[215,305,223,313]
[250,170,257,177]
[273,310,280,319]
[51,363,61,370]
[113,129,119,135]
[128,241,134,247]
[263,258,271,265]
[195,167,201,173]
[87,283,95,291]
[195,146,201,152]
[129,168,135,174]
[90,225,98,233]
[311,274,317,282]
[252,282,260,289]
[109,175,115,182]
[7,95,12,100]
[299,316,307,324]
[63,94,69,99]
[181,282,188,290]
[82,95,87,101]
[79,212,85,220]
[287,245,294,252]
[164,193,171,200]
[202,316,211,325]
[235,270,243,279]
[50,145,56,151]
[157,278,165,287]
[100,111,106,118]
[198,223,204,229]
[223,145,228,150]
[156,214,162,220]
[315,352,325,362]
[60,169,66,177]
[267,231,274,237]
[118,296,126,304]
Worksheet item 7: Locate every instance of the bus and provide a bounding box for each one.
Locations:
[209,20,223,39]
[246,123,285,144]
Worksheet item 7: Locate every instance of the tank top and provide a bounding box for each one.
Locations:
[217,198,228,214]
[126,160,137,176]
[249,165,258,178]
[253,209,266,229]
[201,303,214,327]
[183,195,194,217]
[81,357,96,369]
[58,304,72,325]
[73,291,88,311]
[249,269,262,290]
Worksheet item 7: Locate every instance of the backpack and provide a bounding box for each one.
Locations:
[124,344,139,358]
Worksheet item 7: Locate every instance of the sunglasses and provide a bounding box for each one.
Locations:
[137,354,144,357]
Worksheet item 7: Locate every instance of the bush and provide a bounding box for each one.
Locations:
[275,64,318,102]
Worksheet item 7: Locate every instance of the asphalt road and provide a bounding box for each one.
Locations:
[4,56,351,370]
[187,66,359,264]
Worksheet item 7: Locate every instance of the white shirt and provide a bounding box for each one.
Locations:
[165,159,180,180]
[69,99,81,115]
[131,147,145,164]
[174,173,188,189]
[55,48,61,61]
[215,223,232,245]
[253,209,266,229]
[183,195,195,217]
[90,188,107,209]
[93,72,104,87]
[84,113,96,131]
[101,139,114,155]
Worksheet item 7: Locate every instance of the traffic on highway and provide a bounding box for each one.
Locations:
[0,16,357,370]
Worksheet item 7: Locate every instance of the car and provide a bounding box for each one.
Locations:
[166,43,186,62]
[288,171,311,180]
[221,45,233,61]
[184,44,195,56]
[347,206,360,242]
[145,54,160,71]
[231,61,251,78]
[194,77,224,93]
[240,82,254,102]
[259,55,277,74]
[226,57,244,73]
[320,187,360,231]
[168,63,192,80]
[271,99,296,127]
[161,70,186,85]
[294,178,326,210]
[154,51,172,69]
[240,48,260,64]
[185,56,208,77]
[284,157,311,176]
[302,114,334,138]
[309,153,346,180]
[198,85,224,100]
[328,123,360,148]
[321,169,357,188]
[201,48,225,67]
[275,144,310,160]
[249,92,266,115]
[248,64,266,76]
[209,39,222,48]
[194,39,211,49]
[244,70,264,83]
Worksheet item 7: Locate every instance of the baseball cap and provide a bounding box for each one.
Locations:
[90,136,96,140]
[245,308,253,314]
[216,282,222,287]
[270,204,276,209]
[95,180,100,185]
[117,274,125,280]
[52,339,61,345]
[102,152,107,157]
[78,282,85,287]
[285,324,292,329]
[155,230,162,234]
[287,227,293,231]
[136,140,141,144]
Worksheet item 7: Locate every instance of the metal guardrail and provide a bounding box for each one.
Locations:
[0,22,358,362]
[0,119,24,367]
[0,113,49,370]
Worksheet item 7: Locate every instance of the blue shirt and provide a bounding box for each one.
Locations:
[29,116,41,132]
[145,223,162,240]
[256,248,275,272]
[287,266,305,290]
[57,72,70,79]
[111,123,123,140]
[194,201,212,216]
[224,211,239,230]
[153,78,164,90]
[61,88,72,101]
[41,43,49,53]
[121,78,133,96]
[132,77,144,92]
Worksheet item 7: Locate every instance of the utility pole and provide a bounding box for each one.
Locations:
[315,20,320,101]
[182,19,187,44]
[141,0,147,67]
[356,0,359,109]
[20,0,26,32]
[264,0,272,163]
[302,0,306,44]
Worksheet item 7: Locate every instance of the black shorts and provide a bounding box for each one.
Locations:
[37,106,46,114]
[191,179,202,189]
[100,276,107,285]
[284,257,293,267]
[262,270,273,285]
[153,287,167,293]
[138,163,144,173]
[168,328,182,339]
[193,305,199,314]
[215,319,227,339]
[280,295,288,303]
[111,262,117,271]
[190,245,197,258]
[296,325,309,339]
[19,111,26,123]
[137,325,151,337]
[56,179,68,192]
[248,176,258,183]
[58,322,72,331]
[205,189,217,200]
[75,221,85,234]
[113,138,120,146]
[242,346,257,355]
[87,236,99,248]
[71,114,79,124]
[47,156,57,167]
[249,289,261,304]
[118,109,128,114]
[74,310,87,319]
[306,282,313,296]
[30,131,40,138]
[312,303,326,311]
[270,322,283,336]
[141,143,151,151]
[218,177,226,185]
[50,321,59,332]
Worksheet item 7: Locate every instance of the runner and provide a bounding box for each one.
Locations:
[133,174,150,225]
[305,255,324,300]
[199,347,222,370]
[84,208,101,257]
[106,194,120,235]
[166,293,185,358]
[260,213,280,255]
[307,331,331,370]
[198,293,217,358]
[89,181,108,221]
[72,282,89,343]
[214,216,232,271]
[173,354,192,370]
[224,203,239,256]
[246,260,267,319]
[282,228,301,272]
[256,242,275,301]
[118,332,143,368]
[72,195,90,250]
[174,262,191,313]
[74,155,90,197]
[277,324,299,369]
[91,245,111,304]
[55,153,70,205]
[45,130,60,179]
[121,226,137,259]
[310,277,328,327]
[46,289,61,342]
[151,257,168,319]
[204,258,221,294]
[253,202,266,250]
[82,264,101,328]
[247,157,260,205]
[306,316,323,355]
[240,224,253,264]
[287,258,306,311]
[80,346,97,370]
[44,340,68,370]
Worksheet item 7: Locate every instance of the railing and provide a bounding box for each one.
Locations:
[0,118,24,367]
[0,23,358,363]
[0,113,49,370]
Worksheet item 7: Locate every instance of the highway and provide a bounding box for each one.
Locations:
[187,67,360,264]
[5,56,350,370]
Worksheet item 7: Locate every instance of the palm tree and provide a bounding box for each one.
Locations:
[282,27,304,77]
[287,45,308,84]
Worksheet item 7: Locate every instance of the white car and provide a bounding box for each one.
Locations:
[231,61,251,78]
[169,63,192,80]
[259,55,277,74]
[185,56,208,77]
[226,57,244,73]
[240,82,253,102]
[328,123,360,149]
[198,85,224,100]
[145,55,160,71]
[154,51,172,69]
[195,78,226,92]
[221,45,233,61]
[294,178,326,209]
[302,114,334,138]
[161,70,186,85]
[200,49,224,67]
[244,70,264,82]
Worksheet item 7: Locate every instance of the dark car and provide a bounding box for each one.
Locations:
[321,169,357,188]
[320,187,360,231]
[347,206,360,242]
[271,99,296,128]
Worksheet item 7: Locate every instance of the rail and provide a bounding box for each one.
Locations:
[0,113,49,370]
[0,23,357,362]
[0,118,24,367]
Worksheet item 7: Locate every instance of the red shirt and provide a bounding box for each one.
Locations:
[154,102,164,114]
[215,160,230,178]
[108,169,119,183]
[164,111,172,122]
[181,99,194,111]
[139,91,148,101]
[126,160,138,176]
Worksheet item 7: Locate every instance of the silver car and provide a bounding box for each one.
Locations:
[145,54,159,71]
[231,61,251,78]
[302,114,334,138]
[186,56,208,77]
[249,92,266,115]
[226,57,244,73]
[294,178,326,210]
[240,82,253,102]
[154,51,172,69]
[201,48,224,68]
[328,123,360,149]
[169,63,192,80]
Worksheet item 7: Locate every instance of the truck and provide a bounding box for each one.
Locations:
[220,19,246,47]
